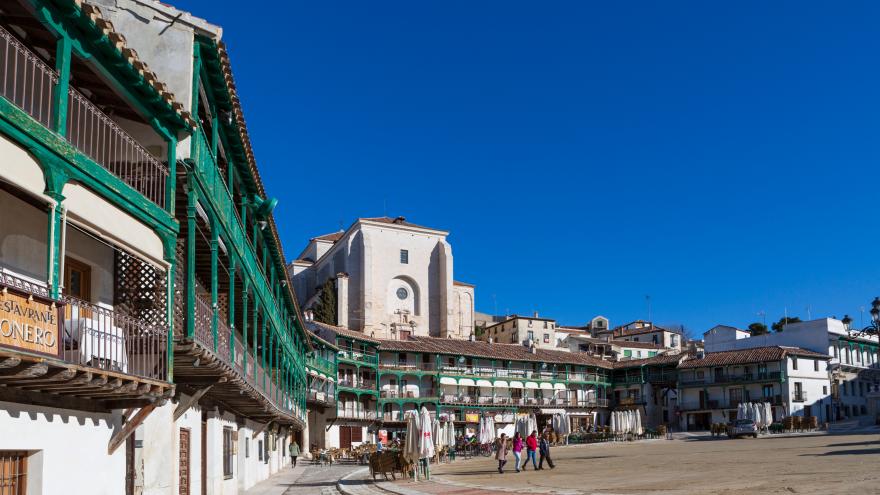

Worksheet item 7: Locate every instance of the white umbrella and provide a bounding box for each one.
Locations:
[447,421,456,449]
[635,410,643,435]
[419,407,435,460]
[610,410,617,433]
[737,402,745,420]
[404,410,421,462]
[764,402,773,428]
[433,419,442,450]
[752,403,760,424]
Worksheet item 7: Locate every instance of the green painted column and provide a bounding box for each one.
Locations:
[253,301,259,382]
[210,220,219,352]
[164,135,177,213]
[242,282,249,373]
[163,234,177,381]
[228,257,236,362]
[51,34,71,136]
[45,191,65,300]
[185,183,198,338]
[261,318,268,389]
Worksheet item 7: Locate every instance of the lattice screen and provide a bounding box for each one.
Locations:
[114,250,167,327]
[173,237,187,337]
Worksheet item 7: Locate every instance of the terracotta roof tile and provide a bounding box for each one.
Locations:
[307,321,382,345]
[678,346,829,369]
[360,217,441,232]
[312,231,344,243]
[613,353,687,369]
[375,336,614,369]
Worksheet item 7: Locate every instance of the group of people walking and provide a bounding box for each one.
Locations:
[495,430,555,474]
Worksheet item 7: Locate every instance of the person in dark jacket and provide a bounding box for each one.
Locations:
[538,432,555,470]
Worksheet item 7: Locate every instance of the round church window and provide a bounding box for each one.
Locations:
[396,287,408,300]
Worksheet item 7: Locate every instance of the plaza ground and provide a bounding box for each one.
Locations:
[246,431,880,495]
[396,431,880,495]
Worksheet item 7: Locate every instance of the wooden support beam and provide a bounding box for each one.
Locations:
[108,404,156,455]
[173,384,214,421]
[0,362,48,379]
[251,421,269,439]
[0,357,22,369]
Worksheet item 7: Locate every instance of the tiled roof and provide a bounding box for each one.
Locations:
[78,1,195,127]
[312,231,344,243]
[307,321,382,345]
[453,280,475,288]
[613,353,687,369]
[360,217,442,232]
[375,336,614,369]
[678,346,830,369]
[307,330,340,351]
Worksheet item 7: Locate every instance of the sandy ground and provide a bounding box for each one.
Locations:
[428,432,880,494]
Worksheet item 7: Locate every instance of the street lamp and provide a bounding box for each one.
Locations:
[853,297,880,337]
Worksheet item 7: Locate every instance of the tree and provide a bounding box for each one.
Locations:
[748,322,769,336]
[771,316,801,332]
[311,278,337,325]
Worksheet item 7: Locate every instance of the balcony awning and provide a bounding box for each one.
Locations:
[553,383,567,391]
[494,380,509,388]
[525,382,539,390]
[458,378,476,386]
[439,377,457,386]
[509,381,524,389]
[476,379,492,387]
[540,382,554,390]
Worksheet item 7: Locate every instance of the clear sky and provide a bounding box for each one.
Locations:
[173,0,880,335]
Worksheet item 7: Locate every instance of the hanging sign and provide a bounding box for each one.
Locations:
[465,413,480,423]
[0,290,61,357]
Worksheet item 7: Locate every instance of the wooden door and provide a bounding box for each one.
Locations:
[179,428,191,495]
[340,426,352,449]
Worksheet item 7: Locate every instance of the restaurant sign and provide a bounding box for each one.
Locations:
[0,290,61,356]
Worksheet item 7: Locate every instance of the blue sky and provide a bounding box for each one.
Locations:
[175,1,880,335]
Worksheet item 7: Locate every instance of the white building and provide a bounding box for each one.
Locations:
[677,347,831,431]
[290,217,476,340]
[480,313,558,349]
[596,320,682,350]
[704,319,880,423]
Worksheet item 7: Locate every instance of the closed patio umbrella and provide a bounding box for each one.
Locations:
[419,407,435,459]
[405,410,421,463]
[610,410,617,433]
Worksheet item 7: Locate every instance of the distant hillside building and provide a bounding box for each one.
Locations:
[596,320,682,350]
[479,313,558,349]
[289,217,475,340]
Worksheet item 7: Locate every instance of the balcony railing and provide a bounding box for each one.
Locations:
[793,391,808,403]
[66,88,167,205]
[0,26,57,128]
[0,271,49,299]
[438,365,566,381]
[680,371,782,387]
[378,362,436,372]
[191,297,303,420]
[338,350,377,365]
[62,295,168,381]
[379,389,436,399]
[307,355,335,376]
[336,408,378,420]
[338,379,376,390]
[0,25,167,207]
[439,395,608,408]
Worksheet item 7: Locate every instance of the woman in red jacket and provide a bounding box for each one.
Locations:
[524,430,539,470]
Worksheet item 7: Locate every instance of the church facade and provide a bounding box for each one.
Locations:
[290,216,475,340]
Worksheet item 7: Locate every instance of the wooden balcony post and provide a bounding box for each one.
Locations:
[261,317,267,389]
[185,182,198,338]
[228,257,236,362]
[242,282,249,373]
[51,34,71,136]
[210,219,219,352]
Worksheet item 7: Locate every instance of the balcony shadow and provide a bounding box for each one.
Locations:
[824,440,880,448]
[801,448,880,457]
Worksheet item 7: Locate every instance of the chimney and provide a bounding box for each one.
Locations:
[533,311,539,318]
[469,332,475,342]
[393,216,406,224]
[530,342,537,354]
[488,337,493,344]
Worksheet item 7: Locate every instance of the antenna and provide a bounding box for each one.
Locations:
[757,310,766,326]
[806,305,812,320]
[645,295,652,322]
[492,294,498,316]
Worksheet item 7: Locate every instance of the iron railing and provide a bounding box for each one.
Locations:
[336,408,378,420]
[0,25,167,207]
[379,389,436,399]
[378,362,436,372]
[66,87,167,206]
[338,379,376,390]
[338,349,377,365]
[0,25,57,128]
[62,295,168,381]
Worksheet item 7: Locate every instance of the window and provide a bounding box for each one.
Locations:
[543,321,548,329]
[729,388,743,405]
[543,333,550,343]
[670,335,678,347]
[652,335,658,344]
[245,438,250,458]
[223,427,234,479]
[528,320,533,327]
[623,350,632,358]
[833,345,839,358]
[396,287,408,300]
[813,360,819,372]
[822,386,827,395]
[762,385,773,398]
[648,351,657,357]
[64,256,92,301]
[0,451,27,495]
[527,331,534,341]
[400,249,408,264]
[792,358,798,370]
[258,440,263,461]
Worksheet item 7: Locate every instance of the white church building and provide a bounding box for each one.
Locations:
[289,217,475,340]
